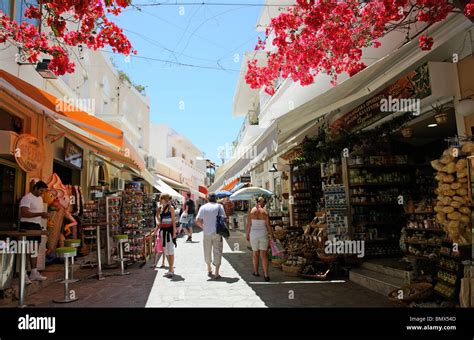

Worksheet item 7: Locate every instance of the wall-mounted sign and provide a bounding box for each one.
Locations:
[240,175,251,183]
[64,138,83,169]
[330,63,432,136]
[14,134,44,173]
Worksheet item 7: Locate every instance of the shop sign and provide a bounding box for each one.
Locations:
[14,134,44,173]
[240,175,251,183]
[330,63,432,135]
[64,138,83,169]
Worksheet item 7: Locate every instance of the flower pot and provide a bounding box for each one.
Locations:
[434,112,448,124]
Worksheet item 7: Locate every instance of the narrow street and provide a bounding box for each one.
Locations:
[10,228,392,308]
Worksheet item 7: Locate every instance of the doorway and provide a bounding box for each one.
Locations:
[53,160,81,186]
[0,159,24,230]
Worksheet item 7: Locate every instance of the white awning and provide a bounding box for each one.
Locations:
[142,169,184,200]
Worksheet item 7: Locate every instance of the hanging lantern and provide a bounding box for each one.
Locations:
[401,127,413,138]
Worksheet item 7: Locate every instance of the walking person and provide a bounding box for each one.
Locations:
[246,197,275,282]
[155,194,177,278]
[182,192,195,242]
[196,193,226,280]
[19,180,50,283]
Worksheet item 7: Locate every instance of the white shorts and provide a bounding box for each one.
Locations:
[160,230,175,256]
[250,234,269,251]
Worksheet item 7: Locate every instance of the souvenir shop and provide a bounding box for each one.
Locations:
[0,69,158,299]
[269,61,474,307]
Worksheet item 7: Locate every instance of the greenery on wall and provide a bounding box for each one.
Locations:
[292,111,415,168]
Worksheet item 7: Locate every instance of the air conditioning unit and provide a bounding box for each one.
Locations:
[145,155,156,170]
[111,177,125,191]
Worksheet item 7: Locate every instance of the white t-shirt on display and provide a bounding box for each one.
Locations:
[196,202,226,236]
[20,192,44,225]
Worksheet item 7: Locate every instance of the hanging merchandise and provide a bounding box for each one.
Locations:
[431,144,472,246]
[121,185,147,262]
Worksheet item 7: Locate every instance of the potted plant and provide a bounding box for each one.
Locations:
[432,102,449,125]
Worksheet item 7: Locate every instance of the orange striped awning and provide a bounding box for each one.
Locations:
[0,70,123,148]
[222,178,239,192]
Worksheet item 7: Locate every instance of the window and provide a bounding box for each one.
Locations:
[171,147,176,157]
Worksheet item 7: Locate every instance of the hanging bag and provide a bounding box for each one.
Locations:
[270,239,285,257]
[216,207,230,239]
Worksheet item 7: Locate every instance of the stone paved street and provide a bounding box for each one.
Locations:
[3,228,393,308]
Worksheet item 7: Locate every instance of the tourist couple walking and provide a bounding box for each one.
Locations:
[153,193,275,281]
[152,192,225,279]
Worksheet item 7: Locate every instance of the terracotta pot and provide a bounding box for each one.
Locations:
[435,112,448,124]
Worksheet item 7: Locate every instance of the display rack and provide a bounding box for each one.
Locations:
[269,210,290,228]
[120,185,147,262]
[291,165,323,227]
[344,155,416,257]
[78,201,100,267]
[434,242,470,301]
[323,184,349,241]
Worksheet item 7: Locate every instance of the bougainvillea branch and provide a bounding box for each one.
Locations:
[246,0,474,95]
[0,0,135,75]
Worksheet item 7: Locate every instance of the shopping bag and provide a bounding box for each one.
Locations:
[216,209,230,239]
[154,232,164,254]
[179,213,189,224]
[270,240,284,257]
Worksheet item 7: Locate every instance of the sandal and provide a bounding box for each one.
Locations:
[264,276,270,282]
[208,271,213,277]
[214,275,222,280]
[252,272,260,277]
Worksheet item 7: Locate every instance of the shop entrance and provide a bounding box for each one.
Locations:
[0,159,24,230]
[53,160,81,186]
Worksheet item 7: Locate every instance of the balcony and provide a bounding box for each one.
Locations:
[232,109,264,153]
[259,75,285,112]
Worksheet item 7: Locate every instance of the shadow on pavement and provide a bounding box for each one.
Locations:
[206,277,240,284]
[169,274,185,282]
[221,229,394,308]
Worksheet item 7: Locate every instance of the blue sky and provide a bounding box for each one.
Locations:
[110,1,264,164]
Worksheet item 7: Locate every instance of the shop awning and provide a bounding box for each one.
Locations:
[49,118,140,170]
[141,169,183,199]
[222,178,239,192]
[155,174,189,192]
[198,185,208,195]
[0,70,124,147]
[191,188,206,199]
[231,182,247,193]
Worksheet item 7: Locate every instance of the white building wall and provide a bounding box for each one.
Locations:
[0,39,150,162]
[149,123,206,192]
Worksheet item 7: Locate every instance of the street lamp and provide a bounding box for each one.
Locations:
[269,163,278,172]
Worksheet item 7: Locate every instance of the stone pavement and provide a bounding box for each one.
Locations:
[2,228,393,308]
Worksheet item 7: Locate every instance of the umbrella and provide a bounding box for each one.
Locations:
[215,191,232,198]
[229,187,273,201]
[230,182,247,193]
